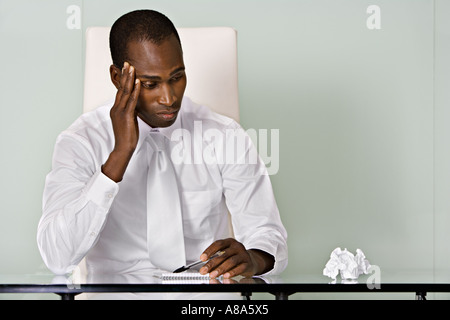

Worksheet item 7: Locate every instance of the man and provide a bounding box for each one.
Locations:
[37,10,287,280]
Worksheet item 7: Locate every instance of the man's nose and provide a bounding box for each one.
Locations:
[157,83,176,106]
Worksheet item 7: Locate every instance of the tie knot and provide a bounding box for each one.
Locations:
[147,132,166,151]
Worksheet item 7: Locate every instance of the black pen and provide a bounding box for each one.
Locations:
[173,251,225,273]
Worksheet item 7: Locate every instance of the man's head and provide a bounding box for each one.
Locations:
[109,10,186,128]
[110,10,181,68]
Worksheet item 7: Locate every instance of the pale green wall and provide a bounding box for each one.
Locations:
[0,0,449,299]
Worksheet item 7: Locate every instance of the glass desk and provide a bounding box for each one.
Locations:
[1,269,450,300]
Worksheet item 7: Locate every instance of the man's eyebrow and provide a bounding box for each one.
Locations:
[137,67,185,80]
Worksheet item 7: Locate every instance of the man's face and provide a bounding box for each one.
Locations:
[112,35,187,128]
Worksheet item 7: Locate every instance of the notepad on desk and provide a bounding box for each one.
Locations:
[157,272,221,284]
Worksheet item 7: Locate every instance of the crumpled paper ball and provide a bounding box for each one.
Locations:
[323,247,371,280]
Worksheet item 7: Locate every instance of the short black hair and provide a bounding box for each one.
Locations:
[109,10,181,67]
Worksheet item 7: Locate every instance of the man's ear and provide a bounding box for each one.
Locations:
[110,64,121,90]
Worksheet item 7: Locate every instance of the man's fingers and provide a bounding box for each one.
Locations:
[223,263,248,279]
[200,239,228,261]
[116,62,128,96]
[200,250,244,278]
[200,251,230,273]
[126,79,140,111]
[115,62,136,106]
[199,239,231,275]
[208,254,247,279]
[200,255,226,277]
[121,63,135,96]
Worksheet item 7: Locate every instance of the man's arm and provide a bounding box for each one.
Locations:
[38,140,119,274]
[199,123,288,279]
[102,62,141,182]
[37,62,141,274]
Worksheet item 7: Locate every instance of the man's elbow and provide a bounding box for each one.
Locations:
[37,226,76,275]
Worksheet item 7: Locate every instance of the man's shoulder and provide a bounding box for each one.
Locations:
[58,102,113,143]
[65,103,111,132]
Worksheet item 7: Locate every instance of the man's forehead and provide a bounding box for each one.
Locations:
[126,36,183,73]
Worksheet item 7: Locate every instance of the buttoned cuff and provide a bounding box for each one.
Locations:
[84,170,119,209]
[247,241,288,276]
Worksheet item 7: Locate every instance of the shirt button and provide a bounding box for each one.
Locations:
[90,231,96,237]
[107,193,113,198]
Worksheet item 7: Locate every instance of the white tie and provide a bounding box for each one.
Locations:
[146,131,186,271]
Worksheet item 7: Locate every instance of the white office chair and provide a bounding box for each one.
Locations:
[83,27,240,122]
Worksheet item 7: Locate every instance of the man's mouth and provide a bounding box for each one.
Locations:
[156,110,178,121]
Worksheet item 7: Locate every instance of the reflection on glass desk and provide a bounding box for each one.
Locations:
[1,269,450,300]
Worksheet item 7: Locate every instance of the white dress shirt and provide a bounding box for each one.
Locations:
[37,97,288,276]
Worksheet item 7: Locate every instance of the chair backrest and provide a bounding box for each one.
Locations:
[83,27,239,122]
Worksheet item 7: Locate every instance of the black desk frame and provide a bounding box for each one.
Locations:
[2,282,449,300]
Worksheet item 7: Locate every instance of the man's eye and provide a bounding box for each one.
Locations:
[142,82,157,89]
[171,74,184,82]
